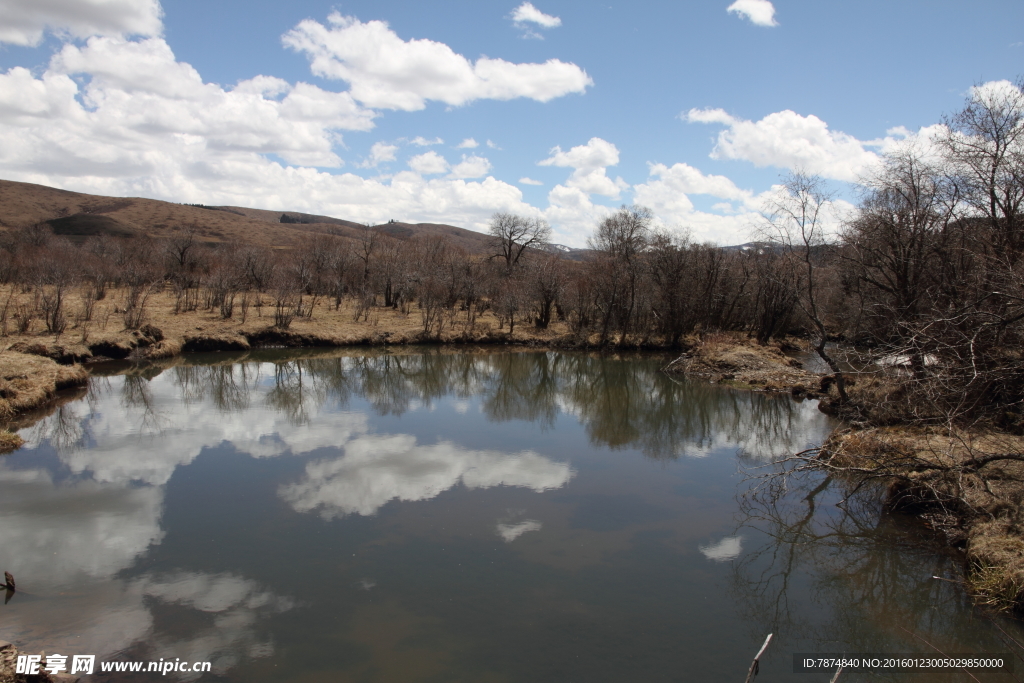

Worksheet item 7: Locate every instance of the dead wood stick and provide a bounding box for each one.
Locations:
[743,633,773,683]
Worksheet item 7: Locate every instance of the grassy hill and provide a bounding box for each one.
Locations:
[0,179,498,254]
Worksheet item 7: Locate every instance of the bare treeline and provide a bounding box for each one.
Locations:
[2,81,1023,425]
[0,202,812,348]
[0,210,816,346]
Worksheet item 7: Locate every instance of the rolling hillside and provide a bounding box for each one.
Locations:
[0,179,498,254]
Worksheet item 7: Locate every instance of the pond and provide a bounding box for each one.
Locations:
[2,348,1021,682]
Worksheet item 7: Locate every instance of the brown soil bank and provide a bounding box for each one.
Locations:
[823,426,1024,612]
[0,296,829,431]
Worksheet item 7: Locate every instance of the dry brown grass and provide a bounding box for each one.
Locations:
[0,283,575,356]
[665,333,821,393]
[0,430,23,454]
[0,641,21,683]
[969,519,1024,610]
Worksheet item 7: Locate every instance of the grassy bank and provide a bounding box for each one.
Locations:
[0,286,830,439]
[0,349,88,452]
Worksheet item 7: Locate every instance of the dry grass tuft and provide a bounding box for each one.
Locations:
[968,518,1024,611]
[0,430,23,454]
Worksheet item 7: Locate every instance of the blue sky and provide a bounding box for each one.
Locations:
[0,0,1021,245]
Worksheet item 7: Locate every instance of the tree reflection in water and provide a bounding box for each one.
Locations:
[149,348,832,461]
[734,468,1024,680]
[20,349,839,474]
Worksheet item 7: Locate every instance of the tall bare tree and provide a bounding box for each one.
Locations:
[759,173,848,402]
[589,204,653,346]
[488,212,551,271]
[942,79,1024,262]
[842,146,954,378]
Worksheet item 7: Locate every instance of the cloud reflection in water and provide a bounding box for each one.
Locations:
[497,520,542,542]
[700,536,743,562]
[279,434,574,518]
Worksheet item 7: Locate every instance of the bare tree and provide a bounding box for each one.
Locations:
[488,212,551,271]
[941,79,1024,262]
[412,236,456,337]
[842,146,954,378]
[759,173,848,402]
[37,238,77,335]
[377,235,408,309]
[238,245,275,292]
[589,204,653,346]
[750,250,798,345]
[527,252,565,329]
[355,226,380,287]
[164,222,202,271]
[493,269,528,336]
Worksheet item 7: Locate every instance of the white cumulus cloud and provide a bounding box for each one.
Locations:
[283,13,591,111]
[700,536,743,561]
[497,519,542,542]
[541,136,619,169]
[410,135,443,146]
[408,150,450,175]
[519,177,543,185]
[279,435,574,519]
[644,162,754,204]
[539,137,629,198]
[449,154,492,179]
[0,0,164,46]
[360,141,398,168]
[686,107,880,182]
[726,0,778,27]
[541,184,616,245]
[631,163,761,244]
[510,2,561,38]
[0,36,375,175]
[456,137,479,148]
[511,2,562,28]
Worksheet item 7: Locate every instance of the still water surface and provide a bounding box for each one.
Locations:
[3,349,1021,681]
